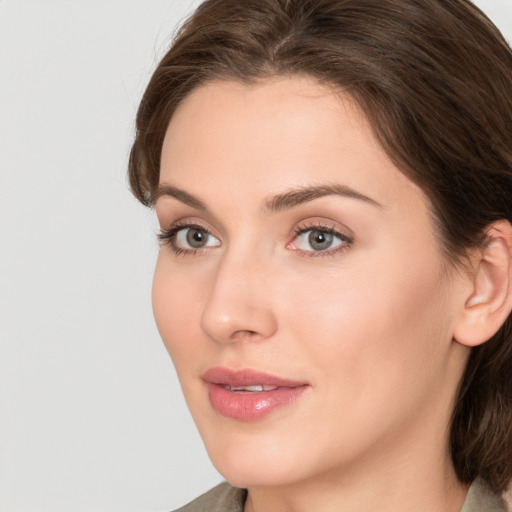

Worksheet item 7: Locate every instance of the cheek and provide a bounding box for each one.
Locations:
[284,249,453,396]
[272,254,454,461]
[152,255,204,366]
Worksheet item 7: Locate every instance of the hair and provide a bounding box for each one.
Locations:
[128,0,512,494]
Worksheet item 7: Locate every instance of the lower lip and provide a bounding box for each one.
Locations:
[206,383,308,421]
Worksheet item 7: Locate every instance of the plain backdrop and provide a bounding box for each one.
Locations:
[0,1,511,511]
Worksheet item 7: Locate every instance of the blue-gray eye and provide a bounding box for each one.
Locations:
[308,230,334,250]
[294,228,346,252]
[175,227,221,249]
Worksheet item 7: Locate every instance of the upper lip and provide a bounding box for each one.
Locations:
[203,367,307,388]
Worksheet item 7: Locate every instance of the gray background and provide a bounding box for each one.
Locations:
[1,1,511,511]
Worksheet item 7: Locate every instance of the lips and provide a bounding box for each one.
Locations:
[203,367,309,421]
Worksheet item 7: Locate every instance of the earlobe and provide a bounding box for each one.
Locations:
[453,220,512,348]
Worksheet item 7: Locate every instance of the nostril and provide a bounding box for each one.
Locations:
[231,330,261,342]
[199,277,278,343]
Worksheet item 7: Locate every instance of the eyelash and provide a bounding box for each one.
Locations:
[157,222,354,258]
[290,223,354,258]
[157,223,215,257]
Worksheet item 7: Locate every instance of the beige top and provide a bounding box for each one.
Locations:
[173,478,507,512]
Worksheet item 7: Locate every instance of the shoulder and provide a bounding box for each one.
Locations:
[461,478,511,512]
[172,482,247,512]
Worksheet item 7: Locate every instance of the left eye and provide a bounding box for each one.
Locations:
[292,228,348,252]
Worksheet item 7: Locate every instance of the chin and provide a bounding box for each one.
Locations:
[199,424,311,489]
[212,453,302,489]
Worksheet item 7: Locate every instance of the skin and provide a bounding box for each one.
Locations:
[153,77,475,512]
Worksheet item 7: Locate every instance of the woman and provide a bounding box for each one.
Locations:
[128,0,512,510]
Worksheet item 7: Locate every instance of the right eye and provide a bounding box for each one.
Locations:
[175,226,220,249]
[159,224,221,254]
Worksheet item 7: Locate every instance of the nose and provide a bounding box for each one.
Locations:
[200,251,278,344]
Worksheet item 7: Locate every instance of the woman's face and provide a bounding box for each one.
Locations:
[153,77,469,488]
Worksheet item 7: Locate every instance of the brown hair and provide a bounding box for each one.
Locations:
[128,0,512,493]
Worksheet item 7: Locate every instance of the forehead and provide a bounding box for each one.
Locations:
[162,77,374,163]
[159,76,428,217]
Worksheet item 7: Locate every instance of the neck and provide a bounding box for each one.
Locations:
[244,340,472,512]
[244,386,470,512]
[245,452,469,512]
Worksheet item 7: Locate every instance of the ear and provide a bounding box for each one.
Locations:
[453,220,512,347]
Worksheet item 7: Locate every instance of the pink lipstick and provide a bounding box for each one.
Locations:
[203,367,309,421]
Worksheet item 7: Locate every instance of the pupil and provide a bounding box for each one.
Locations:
[309,230,333,250]
[187,228,206,248]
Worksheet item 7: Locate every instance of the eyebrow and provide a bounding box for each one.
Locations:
[154,182,382,212]
[153,184,207,210]
[264,183,383,212]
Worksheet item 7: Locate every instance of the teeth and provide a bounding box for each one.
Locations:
[225,384,278,392]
